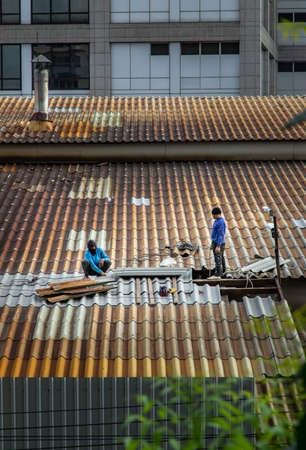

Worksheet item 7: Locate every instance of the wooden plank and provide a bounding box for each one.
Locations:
[194,278,276,287]
[221,287,278,296]
[54,285,112,295]
[46,286,112,303]
[36,287,55,297]
[49,279,99,291]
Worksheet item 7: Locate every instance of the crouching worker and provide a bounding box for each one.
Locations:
[82,240,111,277]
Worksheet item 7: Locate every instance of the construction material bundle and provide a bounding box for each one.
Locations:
[36,278,113,303]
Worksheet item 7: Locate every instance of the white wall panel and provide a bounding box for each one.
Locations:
[181,55,200,77]
[21,44,32,95]
[221,55,239,76]
[201,77,220,88]
[112,44,130,78]
[151,78,170,89]
[131,78,150,89]
[201,55,219,76]
[131,0,149,11]
[112,78,130,89]
[294,73,306,90]
[221,77,239,88]
[112,0,129,12]
[112,12,129,22]
[21,0,31,24]
[151,55,169,77]
[131,44,150,78]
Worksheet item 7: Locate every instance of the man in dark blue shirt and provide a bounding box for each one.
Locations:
[211,207,226,277]
[82,240,111,277]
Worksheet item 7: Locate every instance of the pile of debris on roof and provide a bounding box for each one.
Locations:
[36,278,115,303]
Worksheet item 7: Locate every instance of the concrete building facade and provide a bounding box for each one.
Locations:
[0,0,305,97]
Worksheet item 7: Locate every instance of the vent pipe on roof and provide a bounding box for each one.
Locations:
[28,55,53,132]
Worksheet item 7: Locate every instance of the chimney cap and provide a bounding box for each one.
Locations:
[32,54,52,66]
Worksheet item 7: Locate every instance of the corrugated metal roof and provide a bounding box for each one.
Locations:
[0,161,305,278]
[0,277,303,377]
[0,96,305,143]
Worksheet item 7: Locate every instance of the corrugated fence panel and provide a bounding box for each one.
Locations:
[0,378,255,450]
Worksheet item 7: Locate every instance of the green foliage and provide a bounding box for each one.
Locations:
[278,21,306,39]
[124,374,305,450]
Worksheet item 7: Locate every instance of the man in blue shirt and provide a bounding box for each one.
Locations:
[82,240,111,277]
[211,207,226,278]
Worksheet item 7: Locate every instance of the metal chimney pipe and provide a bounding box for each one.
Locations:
[31,55,51,121]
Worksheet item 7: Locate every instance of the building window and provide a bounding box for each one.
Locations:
[221,42,239,54]
[32,44,89,90]
[0,45,21,90]
[278,62,293,72]
[295,13,306,23]
[181,43,199,55]
[151,44,169,56]
[278,62,306,73]
[0,0,20,24]
[181,42,240,56]
[294,62,306,72]
[278,12,306,23]
[32,0,89,24]
[201,43,219,55]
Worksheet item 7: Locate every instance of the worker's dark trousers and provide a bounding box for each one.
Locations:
[212,243,226,276]
[82,260,111,277]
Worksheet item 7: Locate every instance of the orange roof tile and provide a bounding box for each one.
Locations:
[0,96,305,143]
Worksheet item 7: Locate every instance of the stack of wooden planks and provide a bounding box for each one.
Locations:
[36,278,114,303]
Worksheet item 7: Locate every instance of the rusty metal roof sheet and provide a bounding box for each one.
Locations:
[0,293,303,377]
[0,161,304,278]
[0,96,305,143]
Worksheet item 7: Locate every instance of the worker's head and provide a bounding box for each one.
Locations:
[87,240,97,254]
[212,207,222,219]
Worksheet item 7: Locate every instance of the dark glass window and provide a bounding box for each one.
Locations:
[151,44,169,56]
[181,43,199,55]
[221,42,239,54]
[32,0,89,24]
[0,0,20,24]
[278,62,293,72]
[201,43,219,55]
[295,13,306,23]
[295,62,306,72]
[32,44,89,90]
[278,12,293,22]
[0,45,21,90]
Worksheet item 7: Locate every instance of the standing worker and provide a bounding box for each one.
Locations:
[82,240,111,277]
[210,207,226,278]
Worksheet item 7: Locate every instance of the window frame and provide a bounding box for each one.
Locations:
[0,44,21,90]
[31,0,89,24]
[0,0,20,24]
[32,43,90,90]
